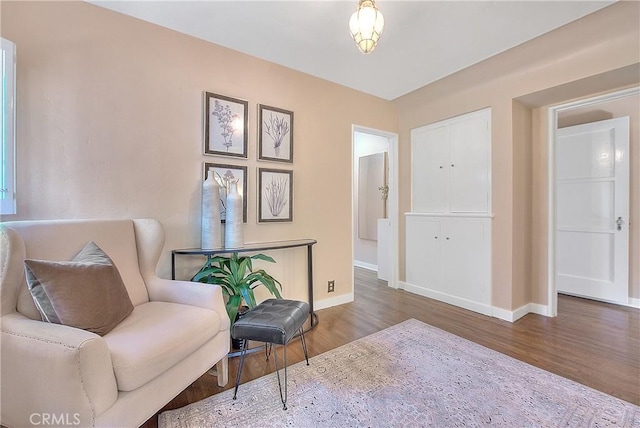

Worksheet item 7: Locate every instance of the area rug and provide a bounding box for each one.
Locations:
[159,319,639,427]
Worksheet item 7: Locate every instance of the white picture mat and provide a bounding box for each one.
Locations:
[259,170,292,221]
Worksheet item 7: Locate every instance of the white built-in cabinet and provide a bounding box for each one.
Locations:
[405,108,493,315]
[411,110,490,213]
[405,215,491,312]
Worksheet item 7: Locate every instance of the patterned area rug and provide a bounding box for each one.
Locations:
[159,319,639,427]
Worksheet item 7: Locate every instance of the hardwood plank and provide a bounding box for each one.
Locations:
[141,268,640,427]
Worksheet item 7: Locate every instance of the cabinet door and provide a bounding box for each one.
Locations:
[406,216,441,289]
[411,126,448,213]
[441,218,490,304]
[449,114,490,213]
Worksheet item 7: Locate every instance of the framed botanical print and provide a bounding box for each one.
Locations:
[204,92,248,158]
[258,104,293,163]
[204,162,248,223]
[258,168,293,222]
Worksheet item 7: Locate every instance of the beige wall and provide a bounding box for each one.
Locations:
[0,1,398,305]
[393,1,639,311]
[512,101,533,307]
[2,0,638,315]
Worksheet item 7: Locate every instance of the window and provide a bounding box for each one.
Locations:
[1,38,16,215]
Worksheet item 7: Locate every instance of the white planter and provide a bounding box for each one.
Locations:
[225,180,244,248]
[201,175,223,250]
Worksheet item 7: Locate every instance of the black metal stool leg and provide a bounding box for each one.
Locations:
[299,327,309,365]
[273,343,288,410]
[266,342,272,361]
[233,339,248,400]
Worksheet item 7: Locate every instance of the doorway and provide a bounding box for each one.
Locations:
[352,126,399,289]
[548,87,639,315]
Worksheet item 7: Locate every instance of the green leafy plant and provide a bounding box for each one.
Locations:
[192,252,283,326]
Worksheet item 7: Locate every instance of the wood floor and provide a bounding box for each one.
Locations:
[142,268,640,427]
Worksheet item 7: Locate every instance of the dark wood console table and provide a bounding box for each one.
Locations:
[171,239,319,336]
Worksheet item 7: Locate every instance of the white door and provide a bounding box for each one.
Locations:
[411,126,448,213]
[449,112,490,213]
[405,216,441,289]
[442,218,491,305]
[555,117,630,304]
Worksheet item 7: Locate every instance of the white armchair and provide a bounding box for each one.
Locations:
[0,219,230,427]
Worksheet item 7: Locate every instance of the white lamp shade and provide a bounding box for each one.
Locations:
[349,0,384,54]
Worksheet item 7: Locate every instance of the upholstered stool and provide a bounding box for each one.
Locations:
[232,298,310,410]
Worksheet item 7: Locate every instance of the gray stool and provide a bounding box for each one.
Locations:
[232,299,310,410]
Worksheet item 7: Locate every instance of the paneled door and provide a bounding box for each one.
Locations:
[405,216,441,290]
[555,117,630,304]
[441,217,491,305]
[411,125,448,213]
[449,113,490,213]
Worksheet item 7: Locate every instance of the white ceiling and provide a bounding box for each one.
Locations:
[90,0,614,100]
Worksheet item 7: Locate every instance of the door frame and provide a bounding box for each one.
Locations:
[546,86,639,316]
[352,125,400,289]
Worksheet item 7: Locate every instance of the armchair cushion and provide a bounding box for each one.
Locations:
[24,241,134,336]
[104,301,223,391]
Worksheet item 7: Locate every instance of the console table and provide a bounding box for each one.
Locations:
[171,239,318,334]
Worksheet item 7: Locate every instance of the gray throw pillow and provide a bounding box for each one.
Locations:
[24,241,134,336]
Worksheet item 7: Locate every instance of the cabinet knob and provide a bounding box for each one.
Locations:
[451,164,455,167]
[439,166,443,169]
[434,236,438,239]
[446,237,450,240]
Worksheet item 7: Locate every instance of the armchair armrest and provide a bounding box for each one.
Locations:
[145,277,230,331]
[132,219,230,331]
[0,313,118,428]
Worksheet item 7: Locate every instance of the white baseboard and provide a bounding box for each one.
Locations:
[314,292,354,310]
[494,297,637,321]
[626,297,640,309]
[354,260,378,272]
[494,303,549,322]
[399,281,550,323]
[399,281,493,317]
[490,306,513,322]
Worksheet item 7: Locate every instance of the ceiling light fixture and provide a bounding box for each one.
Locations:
[349,0,385,54]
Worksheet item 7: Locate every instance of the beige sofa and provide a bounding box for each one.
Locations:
[0,219,230,427]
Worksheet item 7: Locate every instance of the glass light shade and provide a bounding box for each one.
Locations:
[349,0,384,54]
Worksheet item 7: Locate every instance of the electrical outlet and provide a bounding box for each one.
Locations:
[328,280,335,293]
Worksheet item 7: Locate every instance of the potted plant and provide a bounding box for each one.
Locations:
[192,252,283,335]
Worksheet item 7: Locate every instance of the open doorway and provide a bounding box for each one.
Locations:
[548,87,639,315]
[352,126,399,290]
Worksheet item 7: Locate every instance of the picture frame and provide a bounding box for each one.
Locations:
[204,162,248,223]
[204,92,248,158]
[258,168,293,222]
[258,104,293,163]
